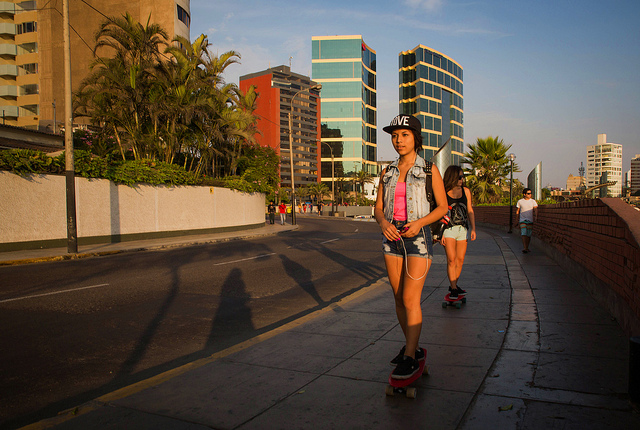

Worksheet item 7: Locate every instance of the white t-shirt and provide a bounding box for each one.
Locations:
[516,198,538,223]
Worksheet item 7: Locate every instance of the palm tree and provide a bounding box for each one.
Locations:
[76,13,169,160]
[353,169,374,205]
[75,15,261,179]
[337,190,354,206]
[462,136,519,204]
[307,182,329,205]
[295,186,310,203]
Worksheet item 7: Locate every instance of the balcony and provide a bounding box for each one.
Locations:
[0,43,17,56]
[0,22,15,35]
[0,64,18,76]
[0,2,15,14]
[0,104,18,117]
[0,85,17,96]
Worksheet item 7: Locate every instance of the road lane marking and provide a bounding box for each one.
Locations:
[321,238,339,244]
[213,253,276,266]
[0,283,110,304]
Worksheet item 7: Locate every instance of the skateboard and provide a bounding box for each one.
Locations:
[385,348,429,398]
[442,292,467,309]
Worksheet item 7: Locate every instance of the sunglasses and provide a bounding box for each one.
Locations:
[458,175,464,179]
[525,192,532,194]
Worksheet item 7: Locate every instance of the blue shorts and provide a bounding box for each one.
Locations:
[519,220,533,236]
[382,220,433,260]
[442,225,468,241]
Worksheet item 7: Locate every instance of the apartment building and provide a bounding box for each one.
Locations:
[239,66,321,188]
[0,0,190,131]
[631,154,640,195]
[566,174,585,190]
[586,133,623,197]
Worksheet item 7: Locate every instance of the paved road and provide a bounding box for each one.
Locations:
[0,217,386,429]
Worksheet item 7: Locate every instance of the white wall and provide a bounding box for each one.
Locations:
[0,171,265,248]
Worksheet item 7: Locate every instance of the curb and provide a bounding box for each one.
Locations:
[0,225,300,267]
[19,277,388,430]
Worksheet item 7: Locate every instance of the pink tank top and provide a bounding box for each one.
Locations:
[393,182,407,221]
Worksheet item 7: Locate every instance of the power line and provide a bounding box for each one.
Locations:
[78,0,109,20]
[76,0,174,62]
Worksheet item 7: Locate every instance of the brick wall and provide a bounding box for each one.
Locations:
[473,205,513,228]
[475,199,640,335]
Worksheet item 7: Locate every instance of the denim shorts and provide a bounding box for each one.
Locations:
[382,220,433,260]
[442,225,468,241]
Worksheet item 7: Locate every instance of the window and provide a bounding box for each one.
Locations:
[16,21,37,34]
[20,84,38,95]
[19,62,37,75]
[19,104,38,116]
[16,1,36,13]
[177,5,190,26]
[17,42,37,55]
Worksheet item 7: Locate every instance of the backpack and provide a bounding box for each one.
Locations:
[423,162,447,242]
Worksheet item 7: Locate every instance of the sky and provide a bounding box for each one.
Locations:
[189,0,640,188]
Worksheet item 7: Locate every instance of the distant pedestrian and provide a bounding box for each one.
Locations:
[278,202,287,225]
[267,201,276,224]
[440,166,476,300]
[317,202,323,216]
[303,203,307,213]
[515,188,538,253]
[374,114,448,380]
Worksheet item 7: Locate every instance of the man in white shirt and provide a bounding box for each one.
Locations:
[514,188,538,253]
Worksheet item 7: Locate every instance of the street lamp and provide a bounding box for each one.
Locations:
[508,153,516,233]
[288,83,322,225]
[321,141,335,215]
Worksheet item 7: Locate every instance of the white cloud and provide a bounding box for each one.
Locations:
[403,0,444,11]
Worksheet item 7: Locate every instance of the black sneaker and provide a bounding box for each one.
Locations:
[449,286,467,296]
[390,346,425,365]
[390,346,406,366]
[391,356,420,380]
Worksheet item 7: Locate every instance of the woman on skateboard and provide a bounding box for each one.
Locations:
[440,165,476,300]
[374,115,448,380]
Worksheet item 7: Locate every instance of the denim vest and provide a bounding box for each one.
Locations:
[382,155,431,223]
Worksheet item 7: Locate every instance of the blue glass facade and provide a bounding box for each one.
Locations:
[312,36,377,181]
[398,45,463,166]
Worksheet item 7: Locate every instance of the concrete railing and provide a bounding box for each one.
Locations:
[474,199,640,336]
[0,171,266,252]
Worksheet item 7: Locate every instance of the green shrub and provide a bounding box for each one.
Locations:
[0,149,64,175]
[0,149,270,194]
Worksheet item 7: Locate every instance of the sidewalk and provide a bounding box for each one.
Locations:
[0,221,298,266]
[19,226,640,429]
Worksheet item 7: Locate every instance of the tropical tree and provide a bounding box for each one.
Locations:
[353,169,374,205]
[75,13,168,160]
[75,14,260,183]
[295,186,310,203]
[307,182,329,204]
[337,190,354,206]
[462,136,519,204]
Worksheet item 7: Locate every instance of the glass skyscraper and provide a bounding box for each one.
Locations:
[398,45,463,166]
[312,35,377,189]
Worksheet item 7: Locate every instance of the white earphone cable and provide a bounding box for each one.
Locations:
[397,228,428,281]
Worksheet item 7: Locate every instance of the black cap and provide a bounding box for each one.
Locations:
[382,114,422,134]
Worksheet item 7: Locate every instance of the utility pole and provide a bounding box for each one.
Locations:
[508,153,516,234]
[63,0,77,253]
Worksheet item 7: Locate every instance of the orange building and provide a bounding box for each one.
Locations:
[0,0,190,130]
[240,65,321,188]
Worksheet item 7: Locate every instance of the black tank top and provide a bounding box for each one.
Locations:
[446,188,469,227]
